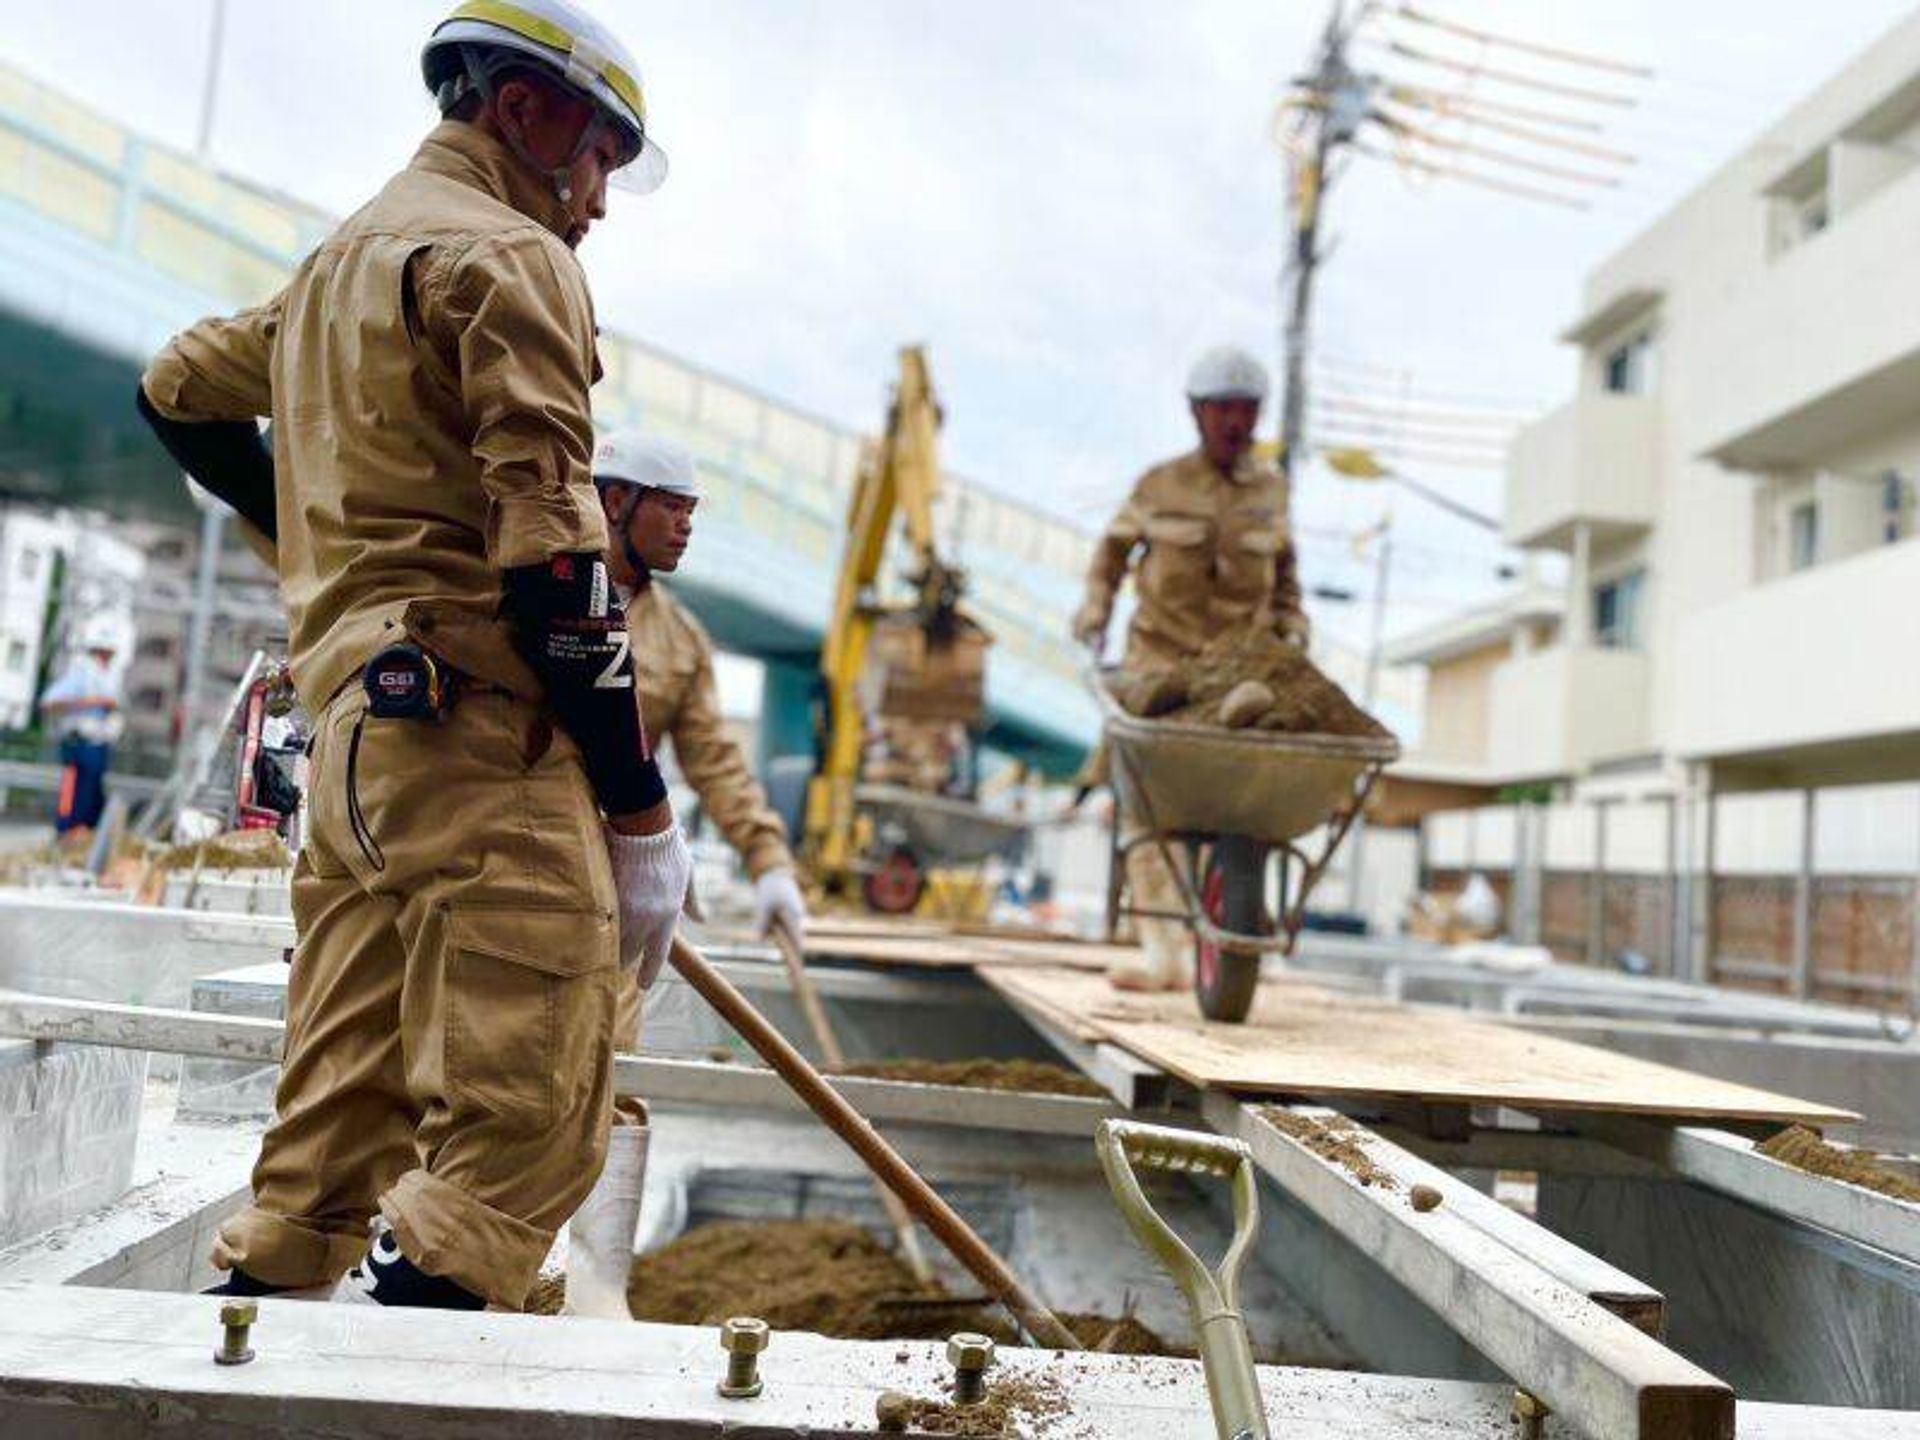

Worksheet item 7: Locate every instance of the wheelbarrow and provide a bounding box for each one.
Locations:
[1089,666,1398,1023]
[851,782,1032,914]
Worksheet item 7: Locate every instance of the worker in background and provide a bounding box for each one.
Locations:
[134,0,690,1313]
[1072,346,1308,991]
[560,428,809,1318]
[38,626,124,846]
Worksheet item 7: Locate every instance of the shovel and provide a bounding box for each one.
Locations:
[768,921,934,1283]
[670,933,1081,1350]
[1096,1119,1268,1440]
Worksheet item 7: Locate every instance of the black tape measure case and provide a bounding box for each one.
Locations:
[362,644,453,720]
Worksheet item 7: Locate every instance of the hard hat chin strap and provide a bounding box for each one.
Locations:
[458,46,608,205]
[613,483,651,587]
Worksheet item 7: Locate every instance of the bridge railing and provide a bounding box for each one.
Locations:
[1,59,1098,744]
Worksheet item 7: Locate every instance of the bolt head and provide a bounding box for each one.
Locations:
[721,1316,770,1355]
[946,1332,995,1370]
[1512,1389,1550,1420]
[220,1299,258,1327]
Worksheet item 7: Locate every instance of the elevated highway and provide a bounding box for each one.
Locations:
[0,62,1096,773]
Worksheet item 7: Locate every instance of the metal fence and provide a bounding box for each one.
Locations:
[1422,787,1920,1013]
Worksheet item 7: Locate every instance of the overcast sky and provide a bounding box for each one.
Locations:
[12,1,1916,652]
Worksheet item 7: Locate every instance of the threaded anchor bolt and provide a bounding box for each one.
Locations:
[718,1316,769,1399]
[947,1331,995,1406]
[214,1299,257,1366]
[1512,1388,1549,1440]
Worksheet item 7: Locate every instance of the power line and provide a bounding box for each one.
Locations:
[1313,370,1544,416]
[1354,137,1592,210]
[1392,5,1653,79]
[1310,435,1508,470]
[1375,110,1626,188]
[1386,87,1638,165]
[1368,38,1642,109]
[1312,395,1524,432]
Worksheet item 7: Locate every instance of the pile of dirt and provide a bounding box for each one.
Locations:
[526,1217,1172,1357]
[1262,1109,1399,1192]
[1757,1126,1920,1203]
[840,1058,1106,1099]
[150,829,291,872]
[876,1373,1071,1436]
[1112,627,1391,740]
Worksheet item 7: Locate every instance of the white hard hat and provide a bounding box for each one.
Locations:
[423,0,668,195]
[77,622,118,653]
[593,430,699,498]
[1186,346,1271,403]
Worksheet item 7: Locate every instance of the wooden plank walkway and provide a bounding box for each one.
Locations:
[988,967,1857,1126]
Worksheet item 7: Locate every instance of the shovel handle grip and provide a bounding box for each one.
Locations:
[1107,1119,1251,1180]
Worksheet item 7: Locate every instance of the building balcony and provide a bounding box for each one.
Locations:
[1672,537,1920,782]
[1502,394,1660,551]
[1695,162,1920,469]
[1488,644,1652,781]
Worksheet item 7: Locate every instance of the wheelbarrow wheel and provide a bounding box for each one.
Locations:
[862,846,926,915]
[1195,836,1270,1024]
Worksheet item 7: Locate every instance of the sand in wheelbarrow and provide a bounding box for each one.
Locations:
[1112,627,1392,740]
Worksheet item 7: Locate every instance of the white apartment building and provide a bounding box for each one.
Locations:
[1396,9,1920,802]
[0,506,143,731]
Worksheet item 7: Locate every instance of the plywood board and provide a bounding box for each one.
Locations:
[709,919,1133,972]
[986,968,1858,1126]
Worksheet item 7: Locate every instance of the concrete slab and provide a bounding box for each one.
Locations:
[0,1282,1567,1438]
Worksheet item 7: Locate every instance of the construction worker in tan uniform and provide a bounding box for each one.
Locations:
[559,429,808,1318]
[1072,346,1308,992]
[134,0,692,1312]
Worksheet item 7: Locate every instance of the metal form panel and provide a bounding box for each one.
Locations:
[1205,1096,1733,1440]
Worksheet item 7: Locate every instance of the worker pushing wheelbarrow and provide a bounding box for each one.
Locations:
[1073,345,1397,1022]
[1088,662,1397,1022]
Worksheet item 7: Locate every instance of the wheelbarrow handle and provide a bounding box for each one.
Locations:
[1096,1120,1269,1440]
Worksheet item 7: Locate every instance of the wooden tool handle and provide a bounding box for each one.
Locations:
[770,923,847,1072]
[770,923,932,1283]
[670,933,1081,1351]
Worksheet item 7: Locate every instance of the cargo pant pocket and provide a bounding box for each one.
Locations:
[442,905,617,1131]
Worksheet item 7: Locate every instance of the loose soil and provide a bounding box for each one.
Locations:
[877,1373,1072,1436]
[1113,626,1392,740]
[527,1218,1172,1356]
[840,1058,1107,1099]
[1262,1109,1399,1192]
[1757,1126,1920,1203]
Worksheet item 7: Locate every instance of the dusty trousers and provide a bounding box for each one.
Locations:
[212,688,621,1309]
[1114,826,1194,992]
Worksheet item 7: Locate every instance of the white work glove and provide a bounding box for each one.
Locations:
[753,866,809,945]
[603,824,694,988]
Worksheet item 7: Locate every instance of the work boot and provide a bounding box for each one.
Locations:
[563,1124,648,1319]
[331,1217,485,1310]
[201,1267,331,1301]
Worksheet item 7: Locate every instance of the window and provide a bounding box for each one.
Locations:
[134,687,169,712]
[1593,570,1646,650]
[18,548,40,582]
[1789,502,1819,572]
[4,641,24,674]
[1603,332,1657,396]
[136,634,174,661]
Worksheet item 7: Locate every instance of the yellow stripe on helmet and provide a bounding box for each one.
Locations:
[449,0,646,122]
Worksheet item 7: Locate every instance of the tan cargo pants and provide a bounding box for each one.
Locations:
[213,689,621,1309]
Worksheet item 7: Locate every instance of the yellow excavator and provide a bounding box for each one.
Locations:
[803,346,1015,913]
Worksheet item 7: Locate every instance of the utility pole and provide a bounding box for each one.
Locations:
[196,0,228,160]
[1346,515,1393,915]
[1276,3,1372,482]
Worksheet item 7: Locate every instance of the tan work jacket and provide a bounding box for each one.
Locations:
[629,583,793,878]
[142,121,607,715]
[1079,448,1308,671]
